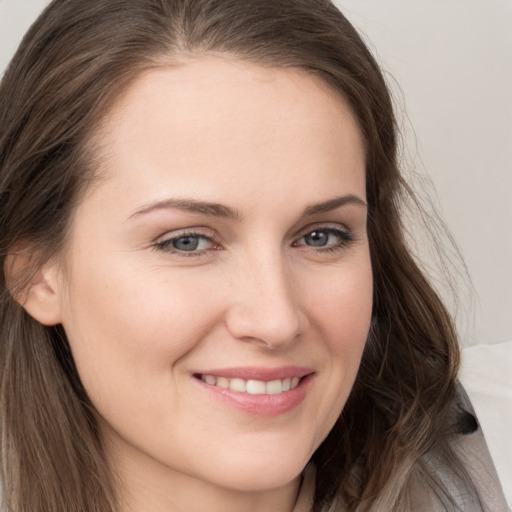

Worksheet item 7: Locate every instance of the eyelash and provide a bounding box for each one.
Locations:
[153,225,354,258]
[293,226,354,253]
[153,230,219,258]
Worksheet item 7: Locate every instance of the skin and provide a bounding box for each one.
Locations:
[24,57,372,512]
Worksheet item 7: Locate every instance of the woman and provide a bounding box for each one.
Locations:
[0,1,507,511]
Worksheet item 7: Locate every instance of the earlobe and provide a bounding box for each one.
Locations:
[5,251,63,326]
[21,269,63,326]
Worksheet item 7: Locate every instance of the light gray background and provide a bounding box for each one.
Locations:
[1,0,511,347]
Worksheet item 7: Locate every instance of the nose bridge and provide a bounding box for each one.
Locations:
[225,247,304,347]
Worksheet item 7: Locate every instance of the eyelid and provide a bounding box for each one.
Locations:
[152,222,355,257]
[292,223,354,249]
[153,227,222,256]
[154,226,217,244]
[294,222,351,240]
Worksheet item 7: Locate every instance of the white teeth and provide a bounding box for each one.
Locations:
[229,378,247,392]
[246,380,266,394]
[199,375,302,394]
[204,375,216,386]
[216,377,229,389]
[266,379,283,395]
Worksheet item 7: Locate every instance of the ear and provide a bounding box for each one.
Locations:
[5,250,63,326]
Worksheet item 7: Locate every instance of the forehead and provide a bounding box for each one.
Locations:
[108,56,354,124]
[87,56,366,209]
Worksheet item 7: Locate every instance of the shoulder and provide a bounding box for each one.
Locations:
[414,383,509,512]
[450,383,508,511]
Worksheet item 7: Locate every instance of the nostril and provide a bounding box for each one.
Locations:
[224,303,304,348]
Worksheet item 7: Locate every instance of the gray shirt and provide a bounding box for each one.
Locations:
[293,385,508,511]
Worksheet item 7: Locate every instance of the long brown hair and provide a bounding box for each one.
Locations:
[0,1,472,510]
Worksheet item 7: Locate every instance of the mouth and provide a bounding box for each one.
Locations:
[193,374,302,395]
[192,367,314,416]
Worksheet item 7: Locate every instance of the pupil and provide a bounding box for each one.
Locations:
[172,236,199,251]
[306,231,328,247]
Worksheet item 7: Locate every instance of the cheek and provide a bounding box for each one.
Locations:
[307,257,373,353]
[59,259,221,398]
[297,256,372,447]
[303,255,372,362]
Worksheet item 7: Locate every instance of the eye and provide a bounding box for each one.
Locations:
[294,226,353,251]
[169,235,209,251]
[303,230,333,247]
[154,231,218,255]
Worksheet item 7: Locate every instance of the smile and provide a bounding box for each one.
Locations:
[197,375,301,395]
[192,367,314,416]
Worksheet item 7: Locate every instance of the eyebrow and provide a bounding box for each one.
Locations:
[129,198,243,221]
[128,194,366,221]
[300,194,367,217]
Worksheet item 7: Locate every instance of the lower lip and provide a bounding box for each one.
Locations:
[194,374,313,416]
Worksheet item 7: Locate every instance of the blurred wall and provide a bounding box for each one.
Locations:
[1,0,511,346]
[334,1,512,346]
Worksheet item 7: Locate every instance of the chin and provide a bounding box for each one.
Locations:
[201,441,313,493]
[217,464,306,493]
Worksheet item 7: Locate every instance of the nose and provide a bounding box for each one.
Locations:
[224,252,307,349]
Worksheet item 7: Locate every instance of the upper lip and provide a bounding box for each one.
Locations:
[193,366,314,381]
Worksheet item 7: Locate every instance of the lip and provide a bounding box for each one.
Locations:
[192,366,314,417]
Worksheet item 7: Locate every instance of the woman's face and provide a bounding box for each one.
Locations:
[51,58,372,502]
